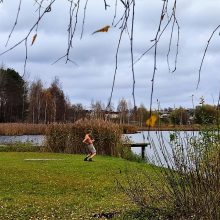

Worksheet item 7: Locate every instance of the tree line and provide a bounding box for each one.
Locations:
[0,67,218,125]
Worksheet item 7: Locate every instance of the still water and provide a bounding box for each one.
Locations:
[0,135,45,146]
[124,130,199,165]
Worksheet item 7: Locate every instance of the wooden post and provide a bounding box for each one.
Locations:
[141,146,145,160]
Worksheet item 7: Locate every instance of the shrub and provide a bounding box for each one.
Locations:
[170,107,189,125]
[195,104,218,124]
[119,128,220,219]
[44,119,127,157]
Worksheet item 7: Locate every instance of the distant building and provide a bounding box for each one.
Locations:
[159,113,170,119]
[104,111,119,120]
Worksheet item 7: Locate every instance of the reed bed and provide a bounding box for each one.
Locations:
[44,119,126,157]
[0,123,47,135]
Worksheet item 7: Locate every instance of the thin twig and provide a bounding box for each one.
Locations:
[166,1,179,73]
[172,17,180,73]
[1,0,55,57]
[120,0,126,7]
[166,16,175,73]
[80,0,89,39]
[5,0,22,47]
[197,24,220,89]
[130,0,136,108]
[107,28,123,109]
[112,0,118,26]
[103,0,110,10]
[149,0,167,118]
[107,0,130,109]
[54,0,79,64]
[133,13,174,65]
[23,39,28,77]
[1,0,55,77]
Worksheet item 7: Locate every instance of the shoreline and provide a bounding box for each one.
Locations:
[137,125,201,132]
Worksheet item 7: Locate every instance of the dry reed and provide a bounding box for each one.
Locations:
[0,123,47,135]
[44,119,125,156]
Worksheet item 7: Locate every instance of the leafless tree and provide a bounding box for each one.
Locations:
[117,98,129,124]
[28,79,44,123]
[90,100,105,120]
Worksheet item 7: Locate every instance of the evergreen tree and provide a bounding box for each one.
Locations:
[0,68,28,122]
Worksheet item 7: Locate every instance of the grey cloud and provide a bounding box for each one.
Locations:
[0,0,220,109]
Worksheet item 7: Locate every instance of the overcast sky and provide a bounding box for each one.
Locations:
[0,0,220,110]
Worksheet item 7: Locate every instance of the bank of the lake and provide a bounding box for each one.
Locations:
[138,124,202,131]
[0,152,158,219]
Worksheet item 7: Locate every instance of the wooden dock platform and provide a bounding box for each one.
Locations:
[123,143,150,160]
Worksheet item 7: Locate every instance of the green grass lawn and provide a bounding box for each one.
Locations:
[0,152,156,219]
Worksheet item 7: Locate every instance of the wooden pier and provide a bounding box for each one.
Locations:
[124,143,150,160]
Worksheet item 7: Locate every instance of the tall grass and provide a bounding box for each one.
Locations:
[119,128,220,219]
[0,123,47,135]
[44,119,126,157]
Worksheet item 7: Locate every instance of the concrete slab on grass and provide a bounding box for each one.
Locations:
[24,159,64,161]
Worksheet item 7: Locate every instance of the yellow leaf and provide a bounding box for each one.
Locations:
[31,34,37,46]
[146,115,157,127]
[92,25,110,34]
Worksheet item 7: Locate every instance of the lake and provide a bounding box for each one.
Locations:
[0,135,45,146]
[124,130,199,165]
